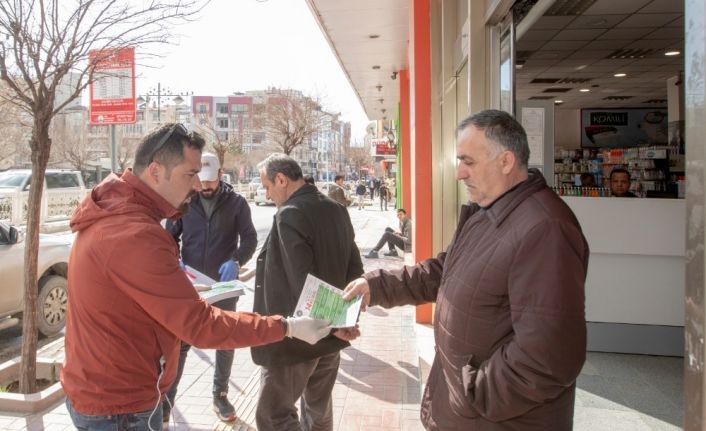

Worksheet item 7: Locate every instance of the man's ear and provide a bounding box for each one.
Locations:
[500,150,516,175]
[275,172,287,186]
[146,161,163,185]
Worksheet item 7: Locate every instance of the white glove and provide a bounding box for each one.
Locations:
[285,316,332,345]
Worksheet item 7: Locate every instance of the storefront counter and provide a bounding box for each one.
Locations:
[562,196,685,356]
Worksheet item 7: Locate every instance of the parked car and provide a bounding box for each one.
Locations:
[0,169,86,192]
[0,221,72,336]
[0,169,88,225]
[254,186,274,206]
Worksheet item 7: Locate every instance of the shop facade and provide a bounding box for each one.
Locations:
[305,0,705,427]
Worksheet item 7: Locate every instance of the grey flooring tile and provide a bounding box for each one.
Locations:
[574,407,652,431]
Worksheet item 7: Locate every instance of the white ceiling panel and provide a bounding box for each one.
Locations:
[517,39,547,51]
[644,27,683,40]
[597,27,653,40]
[618,13,681,28]
[581,39,632,50]
[521,29,561,41]
[532,15,576,30]
[554,28,607,40]
[542,40,590,51]
[567,14,629,29]
[584,0,651,15]
[639,0,684,14]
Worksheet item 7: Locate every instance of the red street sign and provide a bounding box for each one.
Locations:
[372,138,396,156]
[89,47,136,124]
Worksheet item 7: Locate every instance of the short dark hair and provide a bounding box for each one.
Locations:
[303,174,316,185]
[334,174,344,182]
[257,153,303,182]
[133,123,205,176]
[610,168,631,181]
[456,109,530,167]
[397,208,407,215]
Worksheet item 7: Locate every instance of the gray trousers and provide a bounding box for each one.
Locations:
[256,352,340,431]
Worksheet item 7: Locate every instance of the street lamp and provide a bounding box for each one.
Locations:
[136,83,192,123]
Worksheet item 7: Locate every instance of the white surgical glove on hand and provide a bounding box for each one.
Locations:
[284,316,332,345]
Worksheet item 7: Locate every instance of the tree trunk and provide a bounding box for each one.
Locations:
[19,119,51,394]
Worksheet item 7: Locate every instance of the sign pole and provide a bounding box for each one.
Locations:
[110,124,118,173]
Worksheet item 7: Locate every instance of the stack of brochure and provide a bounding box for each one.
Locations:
[183,265,246,304]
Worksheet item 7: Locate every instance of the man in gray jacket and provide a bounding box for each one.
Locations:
[252,153,364,430]
[344,110,589,430]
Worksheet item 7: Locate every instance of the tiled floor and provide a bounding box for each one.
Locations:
[0,204,686,430]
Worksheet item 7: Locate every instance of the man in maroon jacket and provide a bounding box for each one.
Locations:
[62,123,332,431]
[345,110,589,430]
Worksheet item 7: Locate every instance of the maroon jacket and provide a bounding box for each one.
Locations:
[366,171,588,430]
[62,170,285,415]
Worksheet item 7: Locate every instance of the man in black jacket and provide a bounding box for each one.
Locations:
[164,152,257,423]
[253,153,364,430]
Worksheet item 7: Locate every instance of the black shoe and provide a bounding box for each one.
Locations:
[364,250,379,258]
[383,249,399,257]
[213,392,236,422]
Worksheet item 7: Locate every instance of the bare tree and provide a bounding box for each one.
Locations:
[0,87,30,166]
[344,145,374,178]
[0,0,206,393]
[193,113,243,169]
[49,110,92,171]
[265,89,323,155]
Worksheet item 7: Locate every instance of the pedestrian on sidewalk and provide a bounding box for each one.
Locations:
[364,208,411,258]
[379,180,390,211]
[162,152,257,423]
[62,124,332,431]
[253,153,364,431]
[355,180,367,210]
[328,174,351,207]
[344,110,588,430]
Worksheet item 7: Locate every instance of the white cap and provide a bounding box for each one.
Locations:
[198,153,220,181]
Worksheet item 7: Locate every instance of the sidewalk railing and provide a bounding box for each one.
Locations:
[0,189,88,226]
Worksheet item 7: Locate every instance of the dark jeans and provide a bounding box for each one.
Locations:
[256,352,340,431]
[379,195,388,211]
[67,398,162,431]
[165,297,238,408]
[373,228,406,252]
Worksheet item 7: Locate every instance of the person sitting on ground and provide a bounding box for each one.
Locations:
[328,174,351,206]
[580,172,595,187]
[364,208,412,258]
[609,168,636,197]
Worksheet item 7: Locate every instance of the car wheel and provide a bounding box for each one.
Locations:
[37,275,68,337]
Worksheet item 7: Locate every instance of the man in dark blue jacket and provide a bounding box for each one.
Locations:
[164,152,257,423]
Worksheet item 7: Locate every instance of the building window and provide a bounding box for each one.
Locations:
[216,103,228,115]
[231,104,247,112]
[197,103,208,114]
[218,118,229,129]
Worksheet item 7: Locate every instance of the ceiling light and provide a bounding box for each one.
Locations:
[579,88,590,92]
[575,65,587,71]
[665,50,680,56]
[515,64,524,69]
[554,100,564,104]
[372,65,381,70]
[614,73,627,77]
[369,34,380,39]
